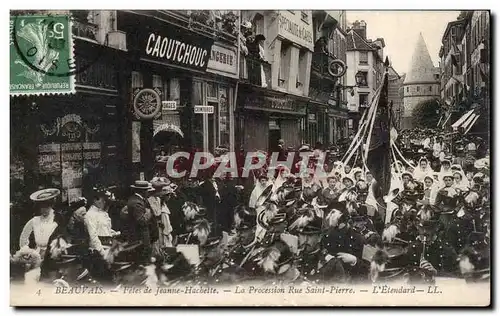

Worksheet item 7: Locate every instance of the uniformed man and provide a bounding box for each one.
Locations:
[321,210,369,282]
[403,220,458,281]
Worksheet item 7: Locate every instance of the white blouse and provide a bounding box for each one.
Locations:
[19,210,58,254]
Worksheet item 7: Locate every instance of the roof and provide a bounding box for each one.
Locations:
[346,29,376,51]
[442,19,467,43]
[404,33,438,84]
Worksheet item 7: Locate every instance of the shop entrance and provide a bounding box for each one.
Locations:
[268,119,281,153]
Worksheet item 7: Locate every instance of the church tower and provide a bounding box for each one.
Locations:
[402,33,440,129]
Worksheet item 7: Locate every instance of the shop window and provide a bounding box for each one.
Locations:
[36,103,107,204]
[131,71,143,89]
[359,51,368,64]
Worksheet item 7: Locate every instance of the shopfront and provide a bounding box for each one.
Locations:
[118,12,238,179]
[238,86,307,152]
[10,39,126,204]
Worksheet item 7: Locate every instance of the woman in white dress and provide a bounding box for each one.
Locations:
[413,158,433,182]
[19,188,63,260]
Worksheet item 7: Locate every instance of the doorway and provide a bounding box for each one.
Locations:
[268,119,281,153]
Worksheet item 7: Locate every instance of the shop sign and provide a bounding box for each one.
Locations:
[207,43,238,78]
[244,95,306,114]
[133,88,162,120]
[277,11,314,51]
[162,101,177,111]
[194,105,214,114]
[75,56,117,91]
[141,23,215,72]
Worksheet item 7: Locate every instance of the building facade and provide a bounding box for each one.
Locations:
[387,65,403,130]
[440,19,466,105]
[402,33,440,129]
[345,20,385,131]
[237,10,313,153]
[11,10,129,204]
[115,10,240,181]
[309,10,349,147]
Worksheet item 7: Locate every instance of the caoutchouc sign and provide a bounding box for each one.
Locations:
[142,25,215,71]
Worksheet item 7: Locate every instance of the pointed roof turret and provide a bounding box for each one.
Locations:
[404,33,437,84]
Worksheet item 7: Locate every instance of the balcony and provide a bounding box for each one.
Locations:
[71,11,98,42]
[311,51,335,80]
[154,10,239,44]
[239,54,271,88]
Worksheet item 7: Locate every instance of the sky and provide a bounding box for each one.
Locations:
[346,11,461,75]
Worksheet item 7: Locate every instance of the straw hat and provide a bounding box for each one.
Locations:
[130,180,153,190]
[30,188,60,202]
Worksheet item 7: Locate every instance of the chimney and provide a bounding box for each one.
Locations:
[352,20,367,39]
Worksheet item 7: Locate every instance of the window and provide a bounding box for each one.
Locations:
[279,41,292,88]
[359,51,369,64]
[301,11,309,23]
[406,87,409,93]
[297,48,308,93]
[252,13,265,36]
[358,71,368,87]
[359,93,369,107]
[417,86,420,92]
[429,86,432,92]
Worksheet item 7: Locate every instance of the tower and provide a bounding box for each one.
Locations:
[402,33,440,129]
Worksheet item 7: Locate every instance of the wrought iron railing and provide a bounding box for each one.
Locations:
[239,55,271,88]
[72,18,98,42]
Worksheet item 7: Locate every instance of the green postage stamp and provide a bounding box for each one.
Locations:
[10,14,75,96]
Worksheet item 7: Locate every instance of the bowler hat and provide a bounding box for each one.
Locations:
[30,188,60,202]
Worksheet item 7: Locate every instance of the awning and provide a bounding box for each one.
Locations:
[153,122,184,138]
[451,109,480,134]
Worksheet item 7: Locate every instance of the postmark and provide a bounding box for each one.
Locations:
[10,14,76,96]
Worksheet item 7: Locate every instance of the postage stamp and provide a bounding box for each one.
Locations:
[10,14,75,96]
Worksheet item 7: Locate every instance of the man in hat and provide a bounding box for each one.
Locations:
[292,215,347,284]
[404,220,458,278]
[84,185,120,258]
[148,177,174,249]
[198,166,223,235]
[321,209,369,282]
[126,180,159,264]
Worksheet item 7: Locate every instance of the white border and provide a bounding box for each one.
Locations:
[3,2,499,315]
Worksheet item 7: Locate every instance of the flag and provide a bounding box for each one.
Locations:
[366,58,391,200]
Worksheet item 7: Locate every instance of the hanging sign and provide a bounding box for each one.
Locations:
[133,88,162,120]
[194,105,214,114]
[162,101,177,111]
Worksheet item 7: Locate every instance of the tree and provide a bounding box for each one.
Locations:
[412,99,440,128]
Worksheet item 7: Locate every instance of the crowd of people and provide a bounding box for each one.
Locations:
[10,131,490,288]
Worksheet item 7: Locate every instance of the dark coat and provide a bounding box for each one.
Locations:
[218,179,238,233]
[198,179,221,227]
[403,237,458,277]
[126,193,159,263]
[322,226,369,282]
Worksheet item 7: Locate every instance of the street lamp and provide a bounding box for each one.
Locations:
[336,71,365,96]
